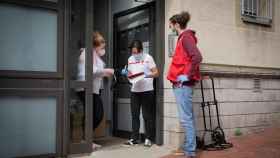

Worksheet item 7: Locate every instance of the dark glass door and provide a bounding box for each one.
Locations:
[0,0,64,157]
[67,0,94,154]
[0,0,94,157]
[113,2,156,139]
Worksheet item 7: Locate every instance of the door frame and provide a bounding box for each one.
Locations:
[112,1,164,145]
[65,0,94,155]
[0,0,95,156]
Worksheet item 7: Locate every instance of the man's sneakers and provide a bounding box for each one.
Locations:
[123,139,138,146]
[172,148,185,156]
[144,138,152,147]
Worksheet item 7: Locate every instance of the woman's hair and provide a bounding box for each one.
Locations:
[129,40,143,52]
[169,11,191,29]
[92,31,105,48]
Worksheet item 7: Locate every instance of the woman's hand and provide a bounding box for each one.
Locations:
[121,68,128,76]
[103,68,114,77]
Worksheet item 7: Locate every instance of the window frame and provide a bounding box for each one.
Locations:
[241,0,273,26]
[0,0,64,79]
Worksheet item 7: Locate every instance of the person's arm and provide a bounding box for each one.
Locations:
[93,66,105,78]
[146,67,159,78]
[93,64,114,78]
[144,56,159,78]
[182,34,202,77]
[77,49,86,80]
[127,57,133,76]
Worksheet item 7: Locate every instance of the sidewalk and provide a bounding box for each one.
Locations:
[69,137,171,158]
[162,127,280,158]
[70,127,280,158]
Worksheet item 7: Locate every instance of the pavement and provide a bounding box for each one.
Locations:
[70,127,280,158]
[162,127,280,158]
[69,137,171,158]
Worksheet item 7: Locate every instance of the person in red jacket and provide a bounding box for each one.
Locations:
[167,11,202,158]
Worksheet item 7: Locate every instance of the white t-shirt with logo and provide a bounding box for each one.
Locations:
[127,53,156,92]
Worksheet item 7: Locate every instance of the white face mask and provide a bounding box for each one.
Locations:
[171,26,178,36]
[133,53,143,61]
[97,49,105,56]
[169,23,179,36]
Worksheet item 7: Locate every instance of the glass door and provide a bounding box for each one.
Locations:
[0,0,64,157]
[67,0,94,154]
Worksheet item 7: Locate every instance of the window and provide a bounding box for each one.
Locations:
[0,4,58,72]
[241,0,273,26]
[0,96,57,157]
[243,0,257,16]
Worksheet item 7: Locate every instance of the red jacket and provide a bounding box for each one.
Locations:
[167,30,201,83]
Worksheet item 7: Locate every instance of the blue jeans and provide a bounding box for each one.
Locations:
[173,85,196,156]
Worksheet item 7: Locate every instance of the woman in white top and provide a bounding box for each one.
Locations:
[122,40,159,147]
[77,32,114,140]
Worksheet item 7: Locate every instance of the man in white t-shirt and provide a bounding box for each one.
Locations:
[121,40,159,147]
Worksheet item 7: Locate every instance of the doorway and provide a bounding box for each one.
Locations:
[91,0,164,147]
[112,2,155,140]
[68,0,164,155]
[0,0,164,157]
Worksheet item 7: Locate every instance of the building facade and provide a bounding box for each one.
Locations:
[0,0,279,157]
[163,0,280,148]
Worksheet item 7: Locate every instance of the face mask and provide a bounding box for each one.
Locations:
[97,49,105,56]
[171,28,178,36]
[170,24,178,36]
[133,53,143,61]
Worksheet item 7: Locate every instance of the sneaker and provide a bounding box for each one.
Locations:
[144,138,152,147]
[92,143,102,151]
[172,148,185,156]
[123,139,138,146]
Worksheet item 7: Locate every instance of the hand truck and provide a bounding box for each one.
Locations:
[198,76,233,151]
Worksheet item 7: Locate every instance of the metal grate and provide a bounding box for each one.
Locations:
[241,0,273,26]
[253,78,262,92]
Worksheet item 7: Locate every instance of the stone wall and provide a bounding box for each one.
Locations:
[163,77,280,148]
